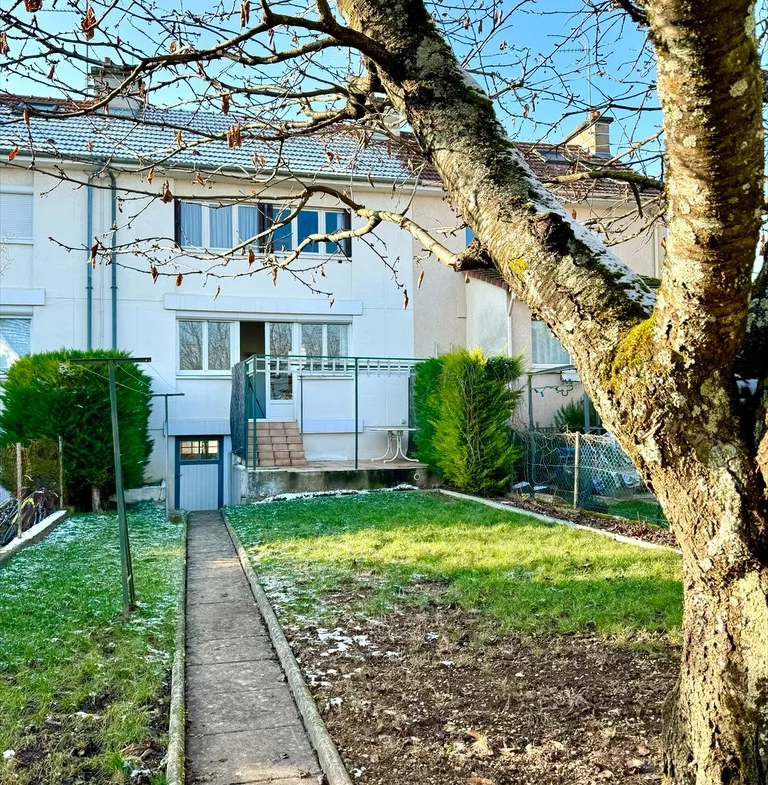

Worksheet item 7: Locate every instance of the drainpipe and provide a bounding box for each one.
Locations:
[107,170,118,349]
[86,175,94,350]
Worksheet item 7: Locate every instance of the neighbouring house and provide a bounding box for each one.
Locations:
[0,67,661,507]
[412,112,664,428]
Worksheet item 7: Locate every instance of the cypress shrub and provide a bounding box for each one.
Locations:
[0,350,153,511]
[412,356,444,471]
[414,348,524,496]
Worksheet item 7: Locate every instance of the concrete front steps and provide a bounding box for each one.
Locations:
[252,421,307,468]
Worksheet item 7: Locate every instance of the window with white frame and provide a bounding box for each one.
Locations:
[0,317,31,371]
[300,323,349,358]
[531,319,571,366]
[0,191,33,243]
[176,200,351,257]
[178,320,233,373]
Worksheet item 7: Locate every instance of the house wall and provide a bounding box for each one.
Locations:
[0,165,422,497]
[410,192,467,358]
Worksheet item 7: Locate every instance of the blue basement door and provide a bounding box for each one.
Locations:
[176,437,223,511]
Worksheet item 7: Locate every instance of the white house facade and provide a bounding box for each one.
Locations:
[0,95,446,508]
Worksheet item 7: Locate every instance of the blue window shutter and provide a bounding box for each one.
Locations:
[342,210,352,257]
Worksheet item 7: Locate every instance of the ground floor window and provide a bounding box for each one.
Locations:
[531,319,571,366]
[0,317,31,371]
[179,320,233,373]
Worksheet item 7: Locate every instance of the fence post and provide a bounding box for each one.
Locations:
[58,435,65,509]
[15,443,23,539]
[572,431,581,509]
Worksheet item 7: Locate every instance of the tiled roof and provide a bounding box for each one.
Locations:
[0,95,423,182]
[0,95,657,202]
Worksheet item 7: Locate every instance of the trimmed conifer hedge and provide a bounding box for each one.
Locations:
[413,348,524,495]
[0,350,153,511]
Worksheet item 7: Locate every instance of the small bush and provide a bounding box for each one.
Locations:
[414,348,524,496]
[553,399,599,433]
[0,350,153,510]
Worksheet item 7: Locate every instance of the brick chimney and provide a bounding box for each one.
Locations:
[563,110,613,158]
[87,58,142,112]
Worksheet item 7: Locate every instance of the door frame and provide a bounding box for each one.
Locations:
[174,436,224,510]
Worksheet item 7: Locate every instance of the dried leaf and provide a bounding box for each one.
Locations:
[477,17,482,33]
[402,288,409,310]
[214,284,221,300]
[571,208,577,219]
[80,6,98,40]
[240,0,251,28]
[463,14,470,29]
[147,167,155,185]
[47,62,56,80]
[90,241,99,269]
[417,269,425,289]
[226,123,242,149]
[22,108,30,126]
[522,103,529,118]
[169,39,177,53]
[320,266,326,278]
[175,272,183,287]
[270,266,278,286]
[221,93,230,114]
[326,150,335,162]
[150,266,159,283]
[329,298,335,308]
[465,273,470,284]
[175,130,183,146]
[247,248,255,266]
[0,32,9,56]
[195,172,205,186]
[161,180,173,203]
[8,146,19,161]
[87,140,94,151]
[24,0,43,11]
[467,778,495,785]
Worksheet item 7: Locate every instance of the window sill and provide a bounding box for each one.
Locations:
[177,371,232,379]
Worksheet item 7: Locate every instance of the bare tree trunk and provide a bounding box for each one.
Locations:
[662,559,768,784]
[91,485,102,513]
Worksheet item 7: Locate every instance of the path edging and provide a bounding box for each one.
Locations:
[436,488,681,553]
[222,511,354,785]
[165,518,188,785]
[0,509,68,568]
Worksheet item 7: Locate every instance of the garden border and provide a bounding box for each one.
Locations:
[436,489,681,554]
[222,510,354,785]
[0,510,68,568]
[165,516,188,785]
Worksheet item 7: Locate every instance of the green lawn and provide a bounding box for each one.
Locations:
[0,505,183,785]
[226,491,682,637]
[607,497,668,526]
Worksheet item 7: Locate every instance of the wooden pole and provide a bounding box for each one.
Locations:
[15,443,23,539]
[58,435,64,509]
[573,431,581,509]
[108,360,136,614]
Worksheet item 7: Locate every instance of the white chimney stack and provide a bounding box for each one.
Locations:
[563,110,613,158]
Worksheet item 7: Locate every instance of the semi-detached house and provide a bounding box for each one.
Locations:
[0,87,662,508]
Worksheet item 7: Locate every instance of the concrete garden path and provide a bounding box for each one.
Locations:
[185,510,323,785]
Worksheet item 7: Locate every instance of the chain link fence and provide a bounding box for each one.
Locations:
[513,430,667,528]
[0,438,64,546]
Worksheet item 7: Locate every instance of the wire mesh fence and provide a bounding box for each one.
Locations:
[0,438,64,546]
[514,430,667,528]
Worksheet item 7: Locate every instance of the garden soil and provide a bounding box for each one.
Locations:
[285,596,678,785]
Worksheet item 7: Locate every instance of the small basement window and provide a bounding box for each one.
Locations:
[178,439,220,462]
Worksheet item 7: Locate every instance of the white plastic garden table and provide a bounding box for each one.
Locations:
[370,426,419,463]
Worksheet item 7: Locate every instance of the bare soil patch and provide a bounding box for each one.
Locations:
[497,497,677,549]
[287,598,678,785]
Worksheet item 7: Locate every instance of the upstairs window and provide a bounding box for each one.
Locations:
[0,191,33,243]
[175,200,351,256]
[0,317,31,371]
[179,320,233,374]
[531,319,571,366]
